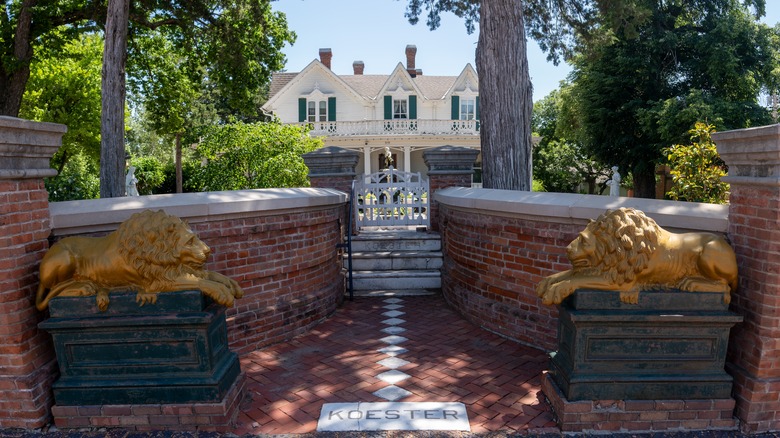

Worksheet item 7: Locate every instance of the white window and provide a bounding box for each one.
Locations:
[460,99,475,120]
[393,98,408,119]
[307,100,327,122]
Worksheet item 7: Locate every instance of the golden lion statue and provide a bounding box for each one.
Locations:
[36,210,244,311]
[536,208,737,305]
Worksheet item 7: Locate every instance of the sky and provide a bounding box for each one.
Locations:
[272,0,780,103]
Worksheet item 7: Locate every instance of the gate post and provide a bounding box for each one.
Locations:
[713,124,780,433]
[0,117,66,428]
[303,146,359,193]
[423,146,479,231]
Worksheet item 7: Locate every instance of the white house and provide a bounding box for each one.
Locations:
[262,45,481,179]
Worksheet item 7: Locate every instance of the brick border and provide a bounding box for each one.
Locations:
[542,374,738,433]
[50,373,246,432]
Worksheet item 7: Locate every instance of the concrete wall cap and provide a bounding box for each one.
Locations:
[435,187,729,233]
[49,187,347,236]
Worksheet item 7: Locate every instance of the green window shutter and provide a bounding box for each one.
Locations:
[451,95,460,120]
[328,97,336,121]
[409,95,417,119]
[298,98,307,122]
[384,95,392,120]
[475,96,480,120]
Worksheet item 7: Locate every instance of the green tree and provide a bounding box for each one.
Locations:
[18,33,103,201]
[664,123,729,204]
[567,0,776,198]
[192,121,322,191]
[532,87,608,194]
[3,0,295,197]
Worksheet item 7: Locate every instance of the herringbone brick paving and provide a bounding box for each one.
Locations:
[234,294,555,435]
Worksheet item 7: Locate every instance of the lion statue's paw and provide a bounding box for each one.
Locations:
[136,292,159,306]
[619,290,639,304]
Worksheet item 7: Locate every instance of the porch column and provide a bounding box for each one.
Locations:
[363,145,371,176]
[0,117,66,428]
[302,146,359,193]
[404,145,411,173]
[713,124,780,433]
[422,145,479,232]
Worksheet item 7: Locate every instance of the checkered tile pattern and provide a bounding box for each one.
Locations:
[236,295,555,434]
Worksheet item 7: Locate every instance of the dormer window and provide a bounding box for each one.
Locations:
[460,99,476,120]
[308,100,328,122]
[298,87,335,123]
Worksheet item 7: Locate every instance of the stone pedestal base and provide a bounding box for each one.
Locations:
[40,290,241,405]
[551,289,742,401]
[542,374,737,433]
[51,373,246,432]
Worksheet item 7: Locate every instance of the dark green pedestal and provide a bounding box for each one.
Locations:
[549,289,742,401]
[39,290,241,405]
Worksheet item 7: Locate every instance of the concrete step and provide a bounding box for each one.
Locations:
[350,230,441,252]
[346,251,443,271]
[352,270,441,291]
[350,288,440,297]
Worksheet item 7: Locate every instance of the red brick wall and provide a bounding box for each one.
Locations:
[438,204,582,351]
[724,184,780,432]
[0,180,58,429]
[428,174,471,232]
[194,207,345,354]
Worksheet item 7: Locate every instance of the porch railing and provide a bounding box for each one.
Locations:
[301,119,480,137]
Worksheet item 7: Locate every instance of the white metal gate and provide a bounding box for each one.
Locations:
[354,166,430,229]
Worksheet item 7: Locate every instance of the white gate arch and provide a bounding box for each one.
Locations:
[354,166,430,229]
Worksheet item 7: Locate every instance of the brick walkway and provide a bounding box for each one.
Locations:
[234,294,556,435]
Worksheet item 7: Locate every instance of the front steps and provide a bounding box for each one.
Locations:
[347,229,442,296]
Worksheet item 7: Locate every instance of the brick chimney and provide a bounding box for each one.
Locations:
[405,45,417,77]
[353,61,364,75]
[319,48,332,69]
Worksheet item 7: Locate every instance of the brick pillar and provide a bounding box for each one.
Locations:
[303,146,359,193]
[0,116,66,428]
[713,124,780,433]
[423,145,479,232]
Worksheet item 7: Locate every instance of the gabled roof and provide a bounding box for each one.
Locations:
[264,59,367,109]
[265,60,475,105]
[443,64,479,99]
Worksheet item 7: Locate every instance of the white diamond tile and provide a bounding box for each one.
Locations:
[381,326,406,335]
[382,318,405,326]
[383,304,403,310]
[377,345,408,356]
[384,298,404,304]
[382,310,405,318]
[373,385,412,401]
[378,357,410,369]
[379,335,408,345]
[377,370,411,384]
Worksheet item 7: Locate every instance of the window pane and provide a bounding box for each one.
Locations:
[308,101,315,122]
[393,99,407,119]
[461,99,475,120]
[319,101,327,122]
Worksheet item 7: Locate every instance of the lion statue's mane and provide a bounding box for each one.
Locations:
[536,208,737,305]
[36,210,243,311]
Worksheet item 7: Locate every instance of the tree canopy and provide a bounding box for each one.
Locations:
[566,0,778,197]
[2,0,294,117]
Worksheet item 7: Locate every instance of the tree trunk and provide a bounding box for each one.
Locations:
[100,0,130,198]
[175,132,183,193]
[477,0,532,190]
[632,166,656,199]
[0,0,36,116]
